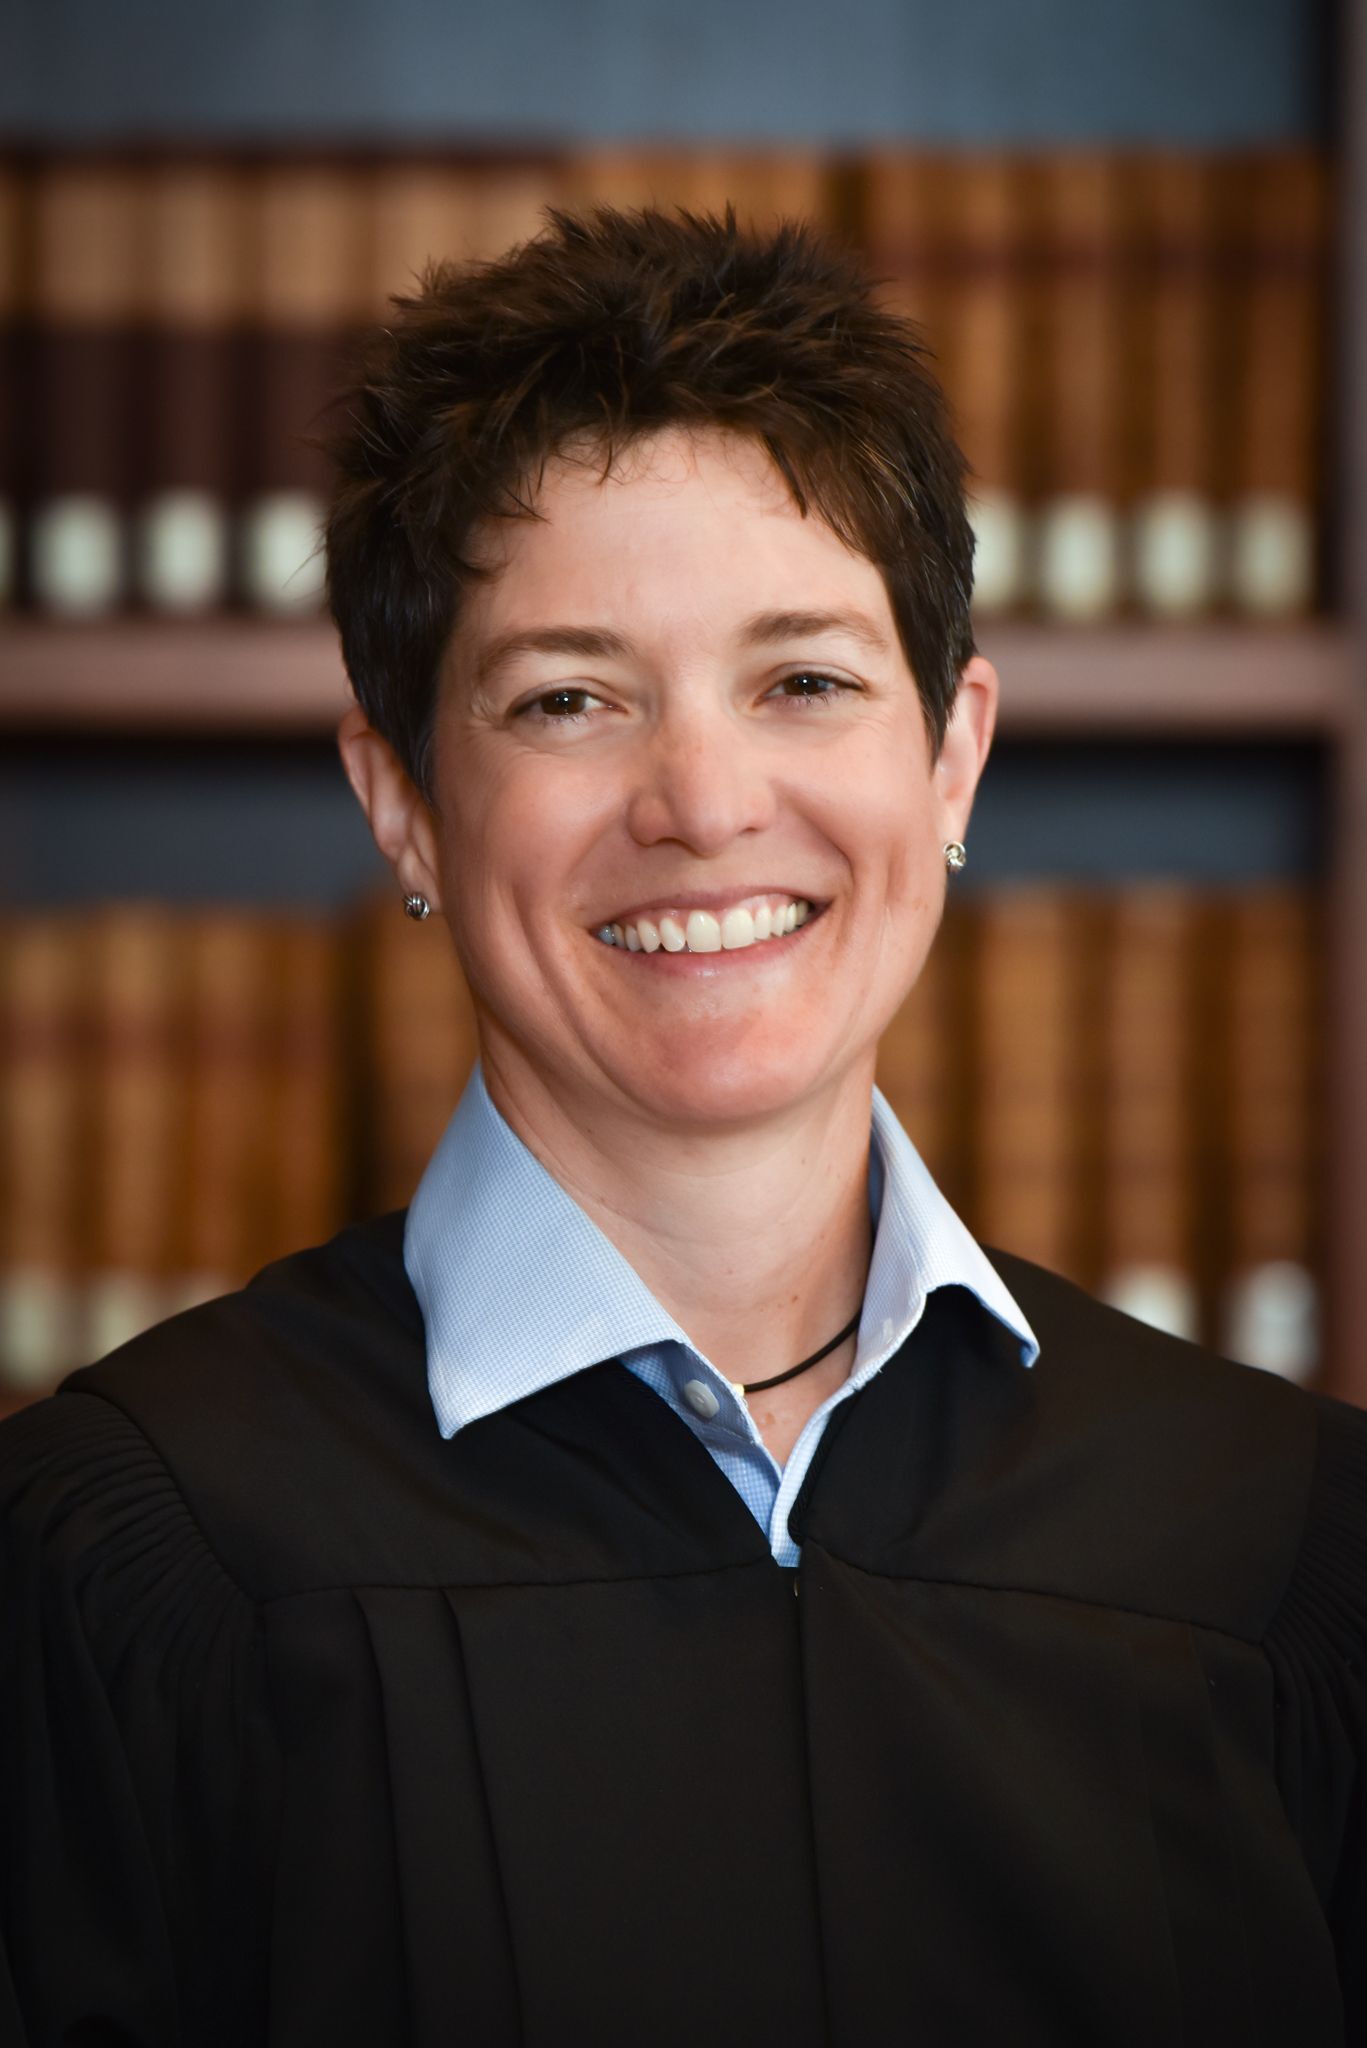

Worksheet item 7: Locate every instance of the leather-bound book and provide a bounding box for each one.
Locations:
[133,157,246,614]
[969,889,1089,1280]
[368,153,567,315]
[1131,154,1222,618]
[875,896,971,1205]
[83,905,188,1364]
[0,916,85,1395]
[0,156,26,610]
[358,895,479,1215]
[941,154,1030,618]
[859,149,951,334]
[238,157,371,616]
[565,148,831,236]
[1223,150,1328,618]
[1217,889,1322,1383]
[1095,889,1200,1339]
[28,156,142,617]
[266,916,346,1265]
[1027,153,1133,620]
[176,909,274,1310]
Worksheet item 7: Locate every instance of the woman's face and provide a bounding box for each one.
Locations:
[399,427,994,1133]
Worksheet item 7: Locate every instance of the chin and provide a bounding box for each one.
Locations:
[614,1030,858,1132]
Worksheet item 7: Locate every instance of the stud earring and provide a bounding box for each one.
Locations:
[403,892,430,921]
[943,841,967,874]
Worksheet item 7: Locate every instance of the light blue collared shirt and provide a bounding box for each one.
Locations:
[406,1066,1039,1567]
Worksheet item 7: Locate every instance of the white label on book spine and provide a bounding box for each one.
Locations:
[1132,492,1218,617]
[138,490,229,612]
[1223,1261,1318,1383]
[1102,1264,1199,1342]
[1035,495,1122,620]
[1228,494,1314,617]
[241,492,327,614]
[968,489,1026,616]
[82,1271,168,1365]
[30,495,124,617]
[0,1270,76,1391]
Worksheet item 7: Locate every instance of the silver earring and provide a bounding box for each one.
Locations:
[403,892,430,921]
[943,841,967,874]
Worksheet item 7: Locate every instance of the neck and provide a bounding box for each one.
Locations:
[480,1046,876,1428]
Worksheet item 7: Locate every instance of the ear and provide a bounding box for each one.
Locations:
[337,705,445,914]
[932,655,998,844]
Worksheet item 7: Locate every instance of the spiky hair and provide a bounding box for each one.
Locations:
[323,204,976,793]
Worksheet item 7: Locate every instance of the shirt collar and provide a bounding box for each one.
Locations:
[406,1064,1038,1440]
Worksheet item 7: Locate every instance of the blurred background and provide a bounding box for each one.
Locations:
[1,0,1363,1408]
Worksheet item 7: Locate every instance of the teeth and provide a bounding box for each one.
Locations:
[685,910,722,953]
[597,899,813,954]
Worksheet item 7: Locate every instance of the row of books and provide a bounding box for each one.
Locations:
[0,885,1321,1401]
[0,145,1329,623]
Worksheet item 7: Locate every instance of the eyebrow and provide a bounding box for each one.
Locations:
[473,607,890,689]
[739,608,890,654]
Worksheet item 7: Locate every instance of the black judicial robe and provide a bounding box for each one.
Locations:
[1,1212,1365,2047]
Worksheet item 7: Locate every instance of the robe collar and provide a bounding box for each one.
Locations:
[406,1065,1038,1440]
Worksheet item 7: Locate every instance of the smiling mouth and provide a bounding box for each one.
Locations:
[592,896,819,955]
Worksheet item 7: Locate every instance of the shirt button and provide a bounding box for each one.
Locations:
[682,1378,720,1420]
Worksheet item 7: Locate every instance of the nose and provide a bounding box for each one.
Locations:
[624,695,777,855]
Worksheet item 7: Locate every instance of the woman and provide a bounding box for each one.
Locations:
[1,206,1363,2045]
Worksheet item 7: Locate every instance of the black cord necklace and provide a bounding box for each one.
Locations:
[735,1308,863,1397]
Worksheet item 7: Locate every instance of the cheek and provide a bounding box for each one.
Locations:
[433,749,607,951]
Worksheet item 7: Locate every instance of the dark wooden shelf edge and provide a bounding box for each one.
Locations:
[982,624,1359,736]
[0,619,1359,737]
[0,621,355,733]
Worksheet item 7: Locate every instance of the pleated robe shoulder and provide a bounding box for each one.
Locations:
[1,1211,1364,2048]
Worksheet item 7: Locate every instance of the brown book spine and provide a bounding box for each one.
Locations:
[133,158,247,614]
[564,148,831,237]
[969,889,1089,1277]
[0,155,27,611]
[265,916,346,1260]
[1222,150,1328,617]
[1095,889,1200,1337]
[938,154,1030,617]
[0,915,86,1393]
[858,150,952,337]
[82,904,187,1362]
[1217,888,1322,1382]
[360,895,479,1214]
[874,896,970,1203]
[28,156,143,617]
[1131,154,1222,617]
[176,909,275,1304]
[239,159,371,615]
[1026,153,1133,620]
[367,154,567,316]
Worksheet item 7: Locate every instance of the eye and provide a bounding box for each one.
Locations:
[768,670,859,708]
[515,687,604,725]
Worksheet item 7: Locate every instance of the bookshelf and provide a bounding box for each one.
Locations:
[0,618,1358,737]
[1327,0,1367,1412]
[2,29,1364,1406]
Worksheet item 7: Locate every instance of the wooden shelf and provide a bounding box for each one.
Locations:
[0,620,354,734]
[0,617,1358,737]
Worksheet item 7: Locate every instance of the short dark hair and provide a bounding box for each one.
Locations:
[323,204,976,795]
